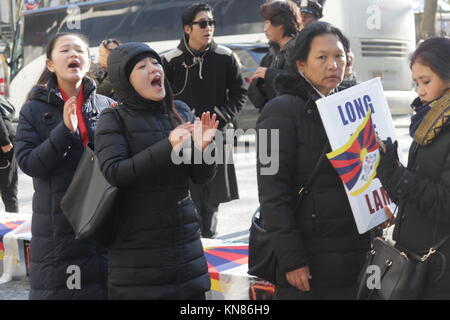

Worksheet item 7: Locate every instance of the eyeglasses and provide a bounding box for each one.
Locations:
[191,20,216,29]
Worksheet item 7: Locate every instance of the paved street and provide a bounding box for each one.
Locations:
[0,115,413,299]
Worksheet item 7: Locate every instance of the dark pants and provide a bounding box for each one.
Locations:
[0,151,18,213]
[190,183,219,238]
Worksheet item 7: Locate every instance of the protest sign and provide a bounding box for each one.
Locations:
[316,78,402,234]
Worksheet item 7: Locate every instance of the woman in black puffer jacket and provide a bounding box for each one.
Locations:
[256,22,371,300]
[15,33,110,300]
[95,43,218,300]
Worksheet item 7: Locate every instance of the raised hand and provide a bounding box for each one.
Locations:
[63,96,78,133]
[192,112,219,151]
[168,122,194,152]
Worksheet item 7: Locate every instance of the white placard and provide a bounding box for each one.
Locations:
[316,78,401,234]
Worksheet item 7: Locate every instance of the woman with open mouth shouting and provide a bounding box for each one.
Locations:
[15,32,113,300]
[94,42,218,300]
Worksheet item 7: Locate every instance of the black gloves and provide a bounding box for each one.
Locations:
[377,138,402,186]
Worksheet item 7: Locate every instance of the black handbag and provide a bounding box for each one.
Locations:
[61,144,120,247]
[61,109,127,247]
[248,143,329,284]
[357,235,450,300]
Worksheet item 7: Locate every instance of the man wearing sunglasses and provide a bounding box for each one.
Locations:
[163,3,246,239]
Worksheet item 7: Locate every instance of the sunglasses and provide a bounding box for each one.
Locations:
[102,39,120,50]
[191,20,216,29]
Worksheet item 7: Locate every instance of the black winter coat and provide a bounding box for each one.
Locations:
[162,37,247,129]
[95,42,216,299]
[256,73,371,297]
[163,37,243,204]
[15,76,110,300]
[248,39,296,111]
[379,91,450,299]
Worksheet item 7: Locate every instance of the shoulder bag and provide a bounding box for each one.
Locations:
[248,143,329,284]
[61,109,124,247]
[356,235,450,300]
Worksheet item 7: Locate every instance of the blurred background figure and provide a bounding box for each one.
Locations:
[248,0,302,111]
[91,38,121,99]
[0,96,17,213]
[339,49,359,90]
[299,0,323,26]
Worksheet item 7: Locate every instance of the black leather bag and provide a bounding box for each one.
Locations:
[357,236,450,300]
[61,144,119,247]
[248,207,277,284]
[248,144,329,284]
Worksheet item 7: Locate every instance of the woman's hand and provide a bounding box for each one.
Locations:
[169,122,194,152]
[63,96,78,133]
[252,67,267,79]
[1,143,13,153]
[192,112,219,151]
[377,205,396,230]
[286,266,312,292]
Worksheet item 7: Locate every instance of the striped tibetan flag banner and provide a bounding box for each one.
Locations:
[327,110,380,196]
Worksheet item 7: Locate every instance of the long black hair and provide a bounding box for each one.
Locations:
[26,32,90,101]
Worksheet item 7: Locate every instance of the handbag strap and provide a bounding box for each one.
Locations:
[294,142,329,209]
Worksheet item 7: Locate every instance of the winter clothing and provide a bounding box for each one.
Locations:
[15,75,110,300]
[338,73,359,91]
[409,96,431,138]
[378,90,450,299]
[95,42,215,299]
[256,72,371,299]
[0,101,18,212]
[163,36,244,237]
[162,37,247,129]
[248,39,296,111]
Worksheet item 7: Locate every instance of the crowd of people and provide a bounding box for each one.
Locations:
[2,0,449,300]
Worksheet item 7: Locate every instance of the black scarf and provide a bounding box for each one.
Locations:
[409,96,431,138]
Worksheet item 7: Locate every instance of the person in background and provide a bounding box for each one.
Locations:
[248,0,302,111]
[95,42,217,299]
[299,0,323,27]
[338,49,358,90]
[0,96,18,212]
[377,37,450,299]
[15,32,111,300]
[91,38,121,99]
[163,3,246,238]
[257,22,371,300]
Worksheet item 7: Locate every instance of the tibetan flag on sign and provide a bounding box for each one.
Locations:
[327,110,379,196]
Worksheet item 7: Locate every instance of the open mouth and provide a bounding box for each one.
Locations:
[68,61,80,69]
[151,75,162,88]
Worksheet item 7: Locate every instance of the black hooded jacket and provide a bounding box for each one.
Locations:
[95,43,215,299]
[256,72,371,294]
[162,37,247,128]
[248,39,296,111]
[15,76,110,300]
